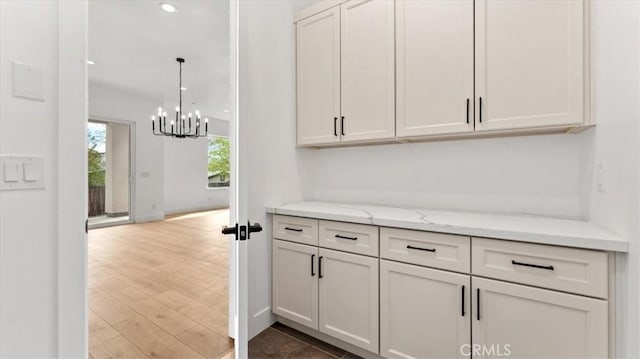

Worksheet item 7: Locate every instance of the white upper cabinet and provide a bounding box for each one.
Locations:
[296,7,341,145]
[475,0,586,131]
[340,0,395,142]
[295,0,589,146]
[396,0,474,137]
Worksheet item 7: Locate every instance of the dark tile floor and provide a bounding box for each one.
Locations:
[249,322,363,359]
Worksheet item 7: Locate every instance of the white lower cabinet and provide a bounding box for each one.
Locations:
[472,277,608,359]
[272,215,611,358]
[318,248,379,353]
[380,260,471,359]
[272,240,319,329]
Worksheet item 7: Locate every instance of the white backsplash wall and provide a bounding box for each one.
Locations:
[303,132,591,219]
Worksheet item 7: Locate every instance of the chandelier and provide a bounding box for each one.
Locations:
[151,57,208,138]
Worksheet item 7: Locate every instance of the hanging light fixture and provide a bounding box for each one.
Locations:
[151,57,208,139]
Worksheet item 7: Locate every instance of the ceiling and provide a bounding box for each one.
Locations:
[89,0,230,121]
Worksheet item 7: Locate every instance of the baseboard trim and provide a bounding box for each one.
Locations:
[134,213,165,223]
[250,306,275,340]
[276,317,382,358]
[163,205,229,216]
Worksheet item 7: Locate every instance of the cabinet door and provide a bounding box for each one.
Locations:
[272,240,319,329]
[318,248,379,353]
[396,0,474,138]
[296,7,341,145]
[472,277,607,359]
[475,0,585,131]
[340,0,395,142]
[380,260,470,359]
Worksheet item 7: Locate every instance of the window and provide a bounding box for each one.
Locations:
[208,136,230,188]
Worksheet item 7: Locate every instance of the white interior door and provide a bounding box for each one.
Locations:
[228,1,249,357]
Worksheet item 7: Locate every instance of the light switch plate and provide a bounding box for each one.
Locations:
[12,62,45,101]
[23,163,36,182]
[3,163,19,182]
[0,156,45,190]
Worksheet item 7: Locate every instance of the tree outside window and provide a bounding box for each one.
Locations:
[88,123,106,187]
[208,136,230,188]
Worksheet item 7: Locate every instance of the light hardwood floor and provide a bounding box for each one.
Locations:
[88,209,234,359]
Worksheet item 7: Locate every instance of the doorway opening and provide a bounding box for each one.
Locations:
[87,119,132,228]
[86,1,234,358]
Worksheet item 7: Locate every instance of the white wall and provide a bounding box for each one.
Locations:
[89,81,165,222]
[0,1,59,356]
[292,1,640,356]
[240,0,315,338]
[163,118,230,215]
[304,134,590,218]
[241,1,640,355]
[587,2,640,357]
[91,81,230,218]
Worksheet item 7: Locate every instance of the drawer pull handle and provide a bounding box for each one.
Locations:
[284,227,303,232]
[476,288,480,321]
[335,234,357,241]
[461,285,466,317]
[511,260,554,271]
[311,254,315,276]
[407,245,436,253]
[318,256,324,278]
[466,98,470,124]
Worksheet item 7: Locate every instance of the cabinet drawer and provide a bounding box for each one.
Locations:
[319,220,379,257]
[381,228,470,273]
[472,238,608,299]
[273,215,318,246]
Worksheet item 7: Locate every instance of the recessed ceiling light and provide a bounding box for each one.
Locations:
[87,60,95,65]
[160,2,177,13]
[223,109,229,113]
[180,87,187,91]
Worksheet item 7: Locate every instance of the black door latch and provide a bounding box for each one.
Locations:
[222,221,262,241]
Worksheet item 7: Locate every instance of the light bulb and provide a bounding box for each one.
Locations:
[205,118,209,123]
[151,115,156,121]
[181,115,186,119]
[157,107,162,115]
[195,110,200,116]
[163,111,167,117]
[175,106,180,112]
[188,112,192,118]
[160,2,177,13]
[171,120,174,125]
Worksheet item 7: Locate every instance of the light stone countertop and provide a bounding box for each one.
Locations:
[265,201,628,252]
